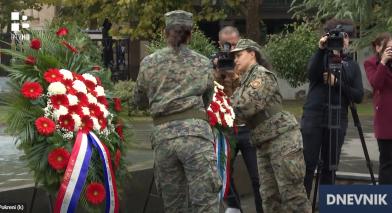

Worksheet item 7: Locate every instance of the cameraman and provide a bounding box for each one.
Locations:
[213,26,263,213]
[364,33,392,184]
[301,19,364,197]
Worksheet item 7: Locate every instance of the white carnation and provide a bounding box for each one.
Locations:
[95,86,105,97]
[82,73,97,84]
[82,107,90,116]
[48,82,66,95]
[72,80,87,94]
[91,117,101,131]
[72,114,81,130]
[67,94,78,106]
[97,103,108,117]
[59,69,73,80]
[53,105,69,120]
[224,113,234,127]
[87,93,97,104]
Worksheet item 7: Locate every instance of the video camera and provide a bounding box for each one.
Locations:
[212,42,235,71]
[326,24,354,51]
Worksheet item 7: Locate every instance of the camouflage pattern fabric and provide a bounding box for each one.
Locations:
[165,10,193,27]
[231,64,297,144]
[230,61,310,212]
[257,129,310,213]
[133,44,220,212]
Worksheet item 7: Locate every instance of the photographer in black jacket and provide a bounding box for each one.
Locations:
[301,19,364,197]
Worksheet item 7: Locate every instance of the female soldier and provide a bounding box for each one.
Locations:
[230,39,310,213]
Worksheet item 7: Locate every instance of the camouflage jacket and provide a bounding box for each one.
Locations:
[133,45,215,141]
[231,64,298,144]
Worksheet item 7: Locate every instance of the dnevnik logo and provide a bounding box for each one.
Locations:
[11,12,30,41]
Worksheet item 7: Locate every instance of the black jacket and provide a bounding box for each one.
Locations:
[302,48,364,125]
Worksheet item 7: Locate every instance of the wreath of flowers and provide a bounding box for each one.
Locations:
[0,24,126,211]
[207,81,236,129]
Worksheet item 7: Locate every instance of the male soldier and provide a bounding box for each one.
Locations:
[213,26,263,213]
[133,10,221,212]
[230,39,311,213]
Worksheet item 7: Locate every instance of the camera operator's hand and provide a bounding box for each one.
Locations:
[380,46,392,65]
[323,72,337,86]
[319,35,328,49]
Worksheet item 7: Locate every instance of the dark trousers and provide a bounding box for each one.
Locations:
[377,139,392,184]
[226,126,263,213]
[301,115,347,197]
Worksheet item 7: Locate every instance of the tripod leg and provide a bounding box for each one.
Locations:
[142,173,155,213]
[29,182,38,213]
[312,160,322,213]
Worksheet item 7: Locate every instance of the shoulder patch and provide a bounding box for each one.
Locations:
[250,79,262,89]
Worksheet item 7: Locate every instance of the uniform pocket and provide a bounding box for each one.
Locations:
[203,151,222,194]
[280,129,306,182]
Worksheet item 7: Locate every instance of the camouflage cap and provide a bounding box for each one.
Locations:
[231,39,262,55]
[165,10,193,27]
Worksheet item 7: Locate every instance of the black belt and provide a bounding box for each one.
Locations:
[153,108,207,125]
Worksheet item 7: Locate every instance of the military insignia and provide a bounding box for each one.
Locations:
[250,79,262,89]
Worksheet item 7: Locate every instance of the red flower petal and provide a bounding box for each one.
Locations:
[44,68,63,83]
[207,110,218,126]
[21,82,43,100]
[30,38,41,50]
[56,27,68,37]
[50,94,69,109]
[114,150,121,169]
[80,116,93,133]
[35,117,56,136]
[25,55,36,65]
[97,96,109,107]
[59,114,75,131]
[48,148,70,171]
[61,41,78,53]
[88,103,103,118]
[113,98,122,112]
[85,182,105,205]
[115,124,124,140]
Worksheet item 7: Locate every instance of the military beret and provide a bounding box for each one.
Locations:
[231,39,262,56]
[165,10,193,27]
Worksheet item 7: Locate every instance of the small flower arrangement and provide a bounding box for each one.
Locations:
[207,81,236,129]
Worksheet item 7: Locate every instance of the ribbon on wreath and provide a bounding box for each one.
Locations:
[214,129,231,200]
[54,131,119,213]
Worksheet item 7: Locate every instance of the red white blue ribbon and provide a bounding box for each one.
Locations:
[54,131,119,213]
[214,129,231,200]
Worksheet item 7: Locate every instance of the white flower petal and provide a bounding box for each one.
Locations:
[48,82,66,95]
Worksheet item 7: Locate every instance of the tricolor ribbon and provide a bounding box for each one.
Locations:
[214,129,231,200]
[54,131,119,213]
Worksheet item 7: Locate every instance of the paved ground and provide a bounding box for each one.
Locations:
[0,117,379,212]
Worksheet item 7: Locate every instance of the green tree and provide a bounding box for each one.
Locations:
[264,21,319,87]
[290,0,392,48]
[0,0,43,32]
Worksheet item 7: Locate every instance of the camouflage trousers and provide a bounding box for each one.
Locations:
[256,128,311,213]
[153,136,221,213]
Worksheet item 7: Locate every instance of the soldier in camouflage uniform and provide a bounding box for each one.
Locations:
[230,39,311,213]
[133,10,221,213]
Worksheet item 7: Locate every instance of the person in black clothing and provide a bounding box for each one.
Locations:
[301,19,364,197]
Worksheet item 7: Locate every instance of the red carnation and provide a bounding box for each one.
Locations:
[62,79,76,95]
[115,124,124,140]
[207,110,218,126]
[95,77,102,86]
[88,103,103,118]
[44,68,63,83]
[209,101,220,113]
[59,114,75,132]
[85,182,105,205]
[114,150,121,169]
[50,94,69,109]
[68,105,83,116]
[76,92,89,106]
[56,27,68,37]
[35,117,56,136]
[113,98,122,112]
[80,116,93,133]
[97,96,109,107]
[48,148,70,171]
[98,116,107,130]
[25,55,36,65]
[73,73,84,81]
[30,38,41,50]
[21,82,43,100]
[61,41,78,53]
[219,112,227,127]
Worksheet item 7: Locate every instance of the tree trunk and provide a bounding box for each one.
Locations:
[246,0,262,44]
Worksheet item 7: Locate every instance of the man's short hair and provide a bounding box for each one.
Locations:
[219,26,240,40]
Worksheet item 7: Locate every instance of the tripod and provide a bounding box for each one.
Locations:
[311,50,376,213]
